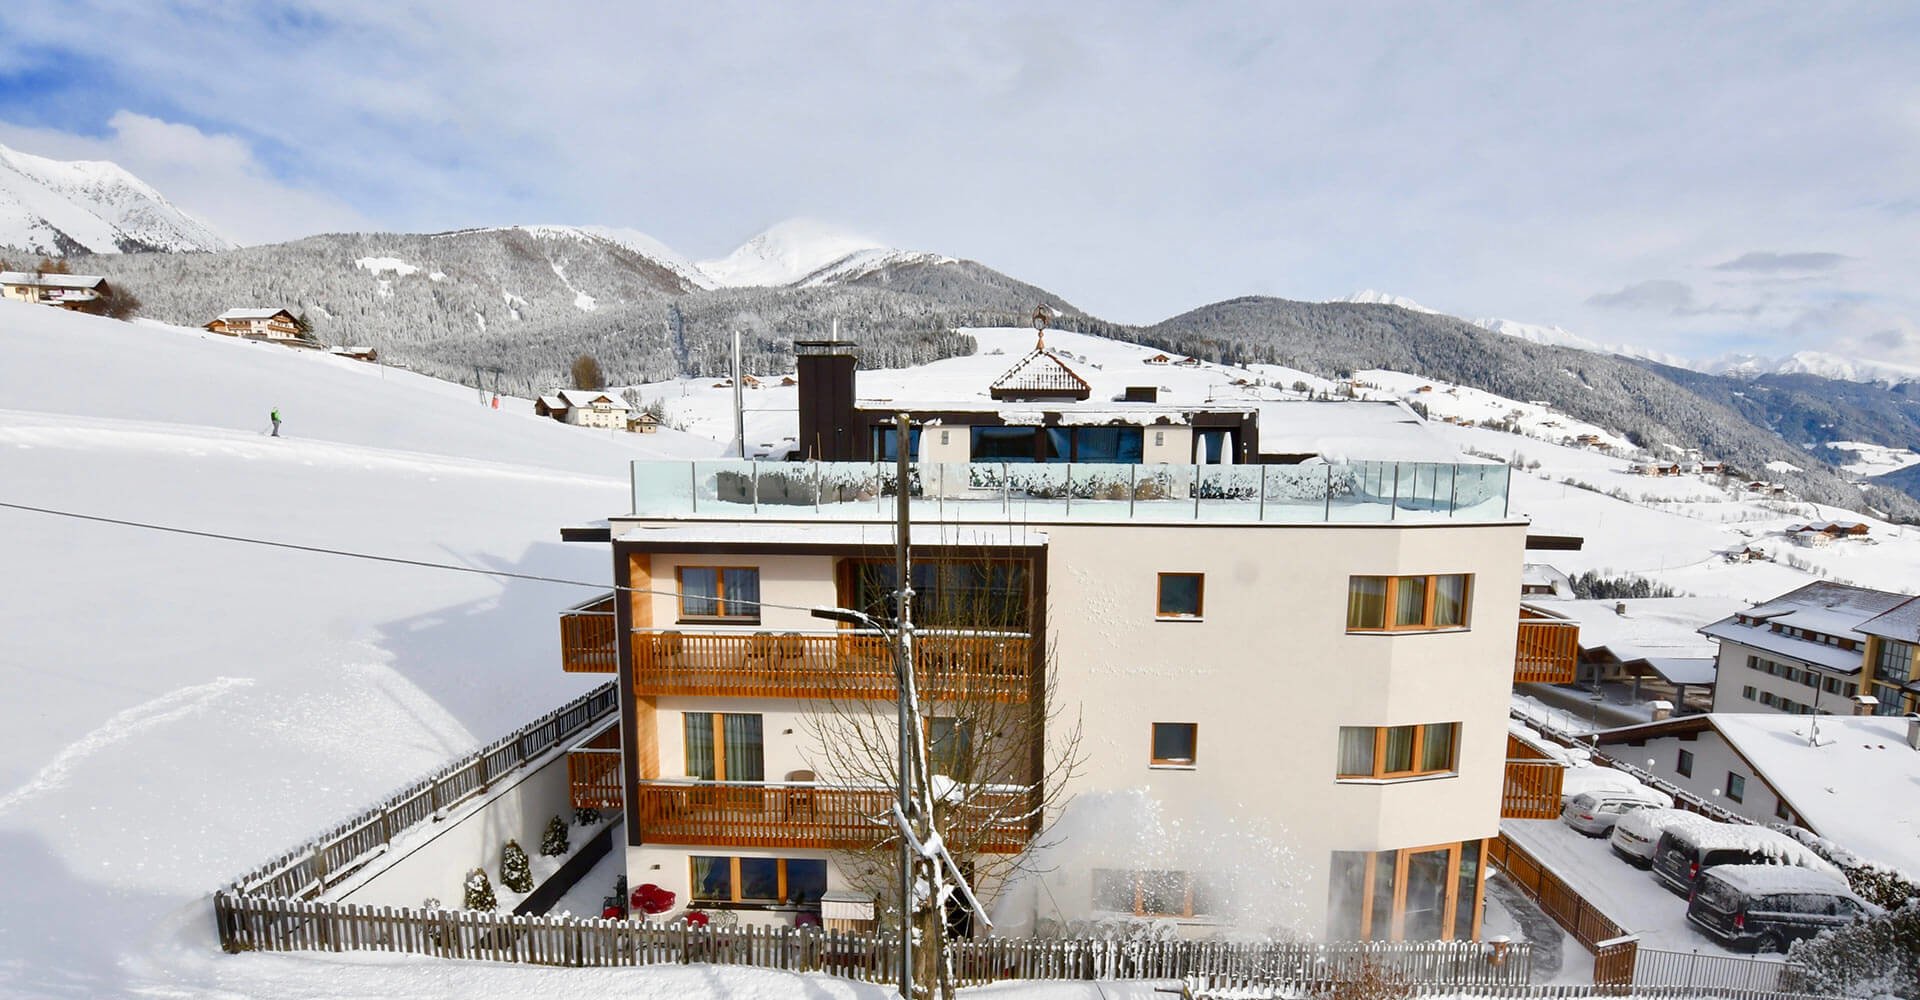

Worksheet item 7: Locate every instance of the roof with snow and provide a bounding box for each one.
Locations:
[1531,597,1734,679]
[556,389,630,410]
[988,344,1092,401]
[215,308,295,322]
[0,270,105,289]
[1599,713,1920,877]
[1700,863,1852,897]
[1699,581,1920,673]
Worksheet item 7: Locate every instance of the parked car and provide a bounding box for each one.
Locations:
[1561,789,1667,837]
[1610,808,1710,868]
[1686,864,1873,952]
[1651,822,1839,897]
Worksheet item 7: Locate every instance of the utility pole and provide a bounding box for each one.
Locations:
[732,329,747,458]
[892,409,915,1000]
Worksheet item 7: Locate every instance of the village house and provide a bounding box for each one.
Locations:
[1628,461,1682,477]
[1142,353,1173,366]
[1702,581,1920,717]
[1520,596,1732,712]
[1784,520,1870,547]
[535,388,632,430]
[627,411,661,434]
[551,335,1573,943]
[1589,713,1920,875]
[0,270,109,309]
[206,308,307,343]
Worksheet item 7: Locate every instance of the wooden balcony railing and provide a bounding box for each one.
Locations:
[632,630,1031,701]
[1514,619,1580,684]
[633,780,1030,853]
[560,593,619,674]
[567,724,623,810]
[1501,759,1564,819]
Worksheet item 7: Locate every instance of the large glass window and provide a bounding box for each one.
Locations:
[844,559,1030,630]
[1337,723,1459,780]
[872,426,922,462]
[690,856,828,907]
[684,712,764,782]
[971,426,1045,462]
[1877,639,1916,686]
[1325,839,1485,941]
[1347,575,1472,632]
[677,566,760,621]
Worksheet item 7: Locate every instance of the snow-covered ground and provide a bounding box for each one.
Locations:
[1827,440,1920,479]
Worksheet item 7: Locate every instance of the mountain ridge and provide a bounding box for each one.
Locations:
[0,142,231,256]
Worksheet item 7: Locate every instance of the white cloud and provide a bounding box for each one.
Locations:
[0,112,367,246]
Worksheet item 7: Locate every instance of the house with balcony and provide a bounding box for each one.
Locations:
[1704,581,1920,717]
[556,424,1562,943]
[534,388,631,430]
[1,270,109,309]
[206,307,308,343]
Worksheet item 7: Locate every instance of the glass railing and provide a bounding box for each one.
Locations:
[630,460,1511,524]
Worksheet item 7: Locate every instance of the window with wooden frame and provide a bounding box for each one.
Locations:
[690,856,828,908]
[1326,839,1485,941]
[1336,723,1458,780]
[1092,869,1216,918]
[684,712,764,782]
[1345,574,1471,631]
[677,566,761,622]
[1150,722,1198,767]
[1156,573,1204,619]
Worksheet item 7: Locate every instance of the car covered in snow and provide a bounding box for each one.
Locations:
[1686,864,1873,952]
[1609,808,1711,868]
[1560,788,1671,837]
[1651,822,1840,897]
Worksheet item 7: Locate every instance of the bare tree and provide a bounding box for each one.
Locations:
[570,352,606,390]
[804,554,1083,1000]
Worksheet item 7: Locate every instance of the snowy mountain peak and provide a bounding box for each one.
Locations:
[0,141,232,256]
[1342,289,1439,313]
[696,218,890,287]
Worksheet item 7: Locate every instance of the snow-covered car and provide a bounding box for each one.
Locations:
[1560,790,1666,837]
[1651,822,1840,897]
[1609,807,1711,867]
[1686,865,1872,952]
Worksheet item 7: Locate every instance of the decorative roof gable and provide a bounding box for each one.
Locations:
[988,344,1092,401]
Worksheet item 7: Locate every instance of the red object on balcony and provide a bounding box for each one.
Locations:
[685,910,710,927]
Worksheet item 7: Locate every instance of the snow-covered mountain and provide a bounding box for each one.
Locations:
[695,219,889,287]
[1342,289,1439,313]
[1703,349,1920,386]
[0,142,232,256]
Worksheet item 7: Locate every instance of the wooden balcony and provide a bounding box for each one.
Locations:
[1514,619,1580,684]
[560,593,619,674]
[1502,759,1564,819]
[632,629,1031,702]
[633,780,1030,853]
[567,724,623,810]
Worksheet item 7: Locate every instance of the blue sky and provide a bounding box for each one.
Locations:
[1,1,1916,368]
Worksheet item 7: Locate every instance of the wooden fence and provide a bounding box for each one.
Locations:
[225,682,618,899]
[213,894,1529,986]
[1486,834,1629,952]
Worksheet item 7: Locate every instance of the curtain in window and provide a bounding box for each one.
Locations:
[1393,575,1429,627]
[1419,723,1456,772]
[929,718,973,778]
[1347,577,1387,629]
[1368,849,1398,941]
[1337,727,1376,776]
[681,568,720,617]
[684,713,716,779]
[1432,574,1468,627]
[1383,726,1415,773]
[691,856,730,901]
[722,713,764,782]
[722,568,760,617]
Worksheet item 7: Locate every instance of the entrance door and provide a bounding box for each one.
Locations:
[1400,846,1453,940]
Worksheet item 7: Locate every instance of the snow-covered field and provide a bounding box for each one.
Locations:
[2,304,1911,998]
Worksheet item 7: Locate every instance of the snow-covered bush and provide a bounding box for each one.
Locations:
[500,839,533,893]
[462,868,497,911]
[573,806,600,825]
[1790,899,1920,998]
[541,814,571,857]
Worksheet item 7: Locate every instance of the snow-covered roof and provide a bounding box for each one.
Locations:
[1700,863,1852,897]
[0,270,105,289]
[537,395,567,410]
[614,522,1047,548]
[1859,597,1920,644]
[1710,714,1920,877]
[1253,399,1469,463]
[215,307,294,321]
[556,388,630,410]
[1641,656,1717,685]
[1700,617,1867,673]
[1521,563,1574,598]
[1699,582,1913,673]
[1541,597,1734,665]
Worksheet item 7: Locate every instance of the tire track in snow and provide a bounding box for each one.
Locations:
[0,677,254,816]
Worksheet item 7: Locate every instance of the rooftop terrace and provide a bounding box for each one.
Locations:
[627,459,1512,524]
